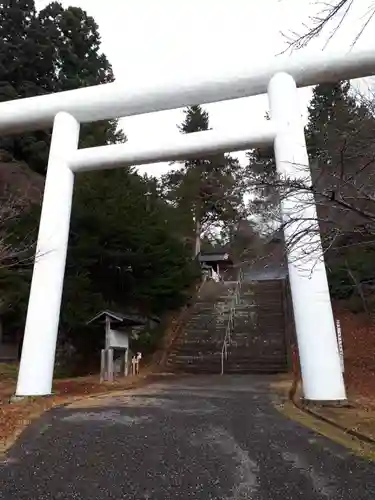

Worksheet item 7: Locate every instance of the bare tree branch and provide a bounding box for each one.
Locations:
[0,191,37,268]
[282,0,375,52]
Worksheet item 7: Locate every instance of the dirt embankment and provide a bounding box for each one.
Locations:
[333,304,375,405]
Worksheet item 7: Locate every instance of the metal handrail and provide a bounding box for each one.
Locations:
[221,268,243,375]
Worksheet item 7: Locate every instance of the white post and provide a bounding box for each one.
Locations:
[16,112,80,396]
[124,348,129,377]
[336,319,345,373]
[107,348,114,383]
[268,72,346,402]
[105,316,111,349]
[100,349,106,383]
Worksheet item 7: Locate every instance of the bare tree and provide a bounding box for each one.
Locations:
[283,0,375,51]
[0,149,45,268]
[242,139,375,277]
[0,191,37,268]
[240,91,375,280]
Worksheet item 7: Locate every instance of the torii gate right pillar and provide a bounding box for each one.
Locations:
[268,72,346,402]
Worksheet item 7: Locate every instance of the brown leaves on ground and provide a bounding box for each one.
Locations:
[299,305,375,444]
[0,372,149,456]
[333,304,375,408]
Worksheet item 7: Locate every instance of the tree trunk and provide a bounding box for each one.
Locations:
[194,218,201,258]
[345,260,370,317]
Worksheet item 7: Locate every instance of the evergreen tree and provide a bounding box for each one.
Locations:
[0,0,124,174]
[0,2,197,367]
[38,3,124,148]
[245,146,279,232]
[68,168,196,318]
[306,81,362,160]
[161,105,246,257]
[0,0,50,168]
[244,113,280,234]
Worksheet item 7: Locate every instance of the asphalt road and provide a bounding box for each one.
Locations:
[0,374,374,499]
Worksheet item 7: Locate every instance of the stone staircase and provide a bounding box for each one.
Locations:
[224,280,288,373]
[166,276,289,374]
[165,280,236,373]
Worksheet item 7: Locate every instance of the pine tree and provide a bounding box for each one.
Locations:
[245,146,279,232]
[245,112,280,234]
[0,0,52,166]
[0,2,196,364]
[69,168,196,319]
[306,81,359,160]
[38,3,125,147]
[0,1,124,174]
[161,105,245,257]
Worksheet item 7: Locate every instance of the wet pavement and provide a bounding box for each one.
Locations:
[0,374,374,499]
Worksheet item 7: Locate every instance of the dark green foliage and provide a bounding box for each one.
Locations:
[245,145,279,231]
[327,238,375,313]
[245,113,280,233]
[0,1,197,367]
[71,168,196,314]
[0,165,197,355]
[161,105,246,255]
[306,81,375,166]
[0,0,124,173]
[178,105,210,133]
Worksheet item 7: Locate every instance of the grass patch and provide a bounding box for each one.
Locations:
[0,363,18,379]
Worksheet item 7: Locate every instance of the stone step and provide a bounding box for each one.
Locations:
[180,329,226,335]
[169,356,287,364]
[166,358,222,369]
[184,325,228,333]
[228,350,286,358]
[233,319,285,326]
[168,353,222,360]
[172,347,222,355]
[171,340,222,347]
[228,344,286,352]
[186,323,229,330]
[169,347,286,358]
[167,361,288,374]
[234,307,284,315]
[187,317,230,324]
[176,334,221,343]
[230,331,286,338]
[169,355,287,366]
[176,336,224,343]
[225,359,288,368]
[232,323,285,332]
[231,330,286,337]
[221,365,288,374]
[178,336,225,343]
[229,336,286,343]
[170,347,222,356]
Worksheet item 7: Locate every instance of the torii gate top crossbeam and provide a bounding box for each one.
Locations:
[1,49,375,135]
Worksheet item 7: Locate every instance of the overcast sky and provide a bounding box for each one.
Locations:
[36,0,375,176]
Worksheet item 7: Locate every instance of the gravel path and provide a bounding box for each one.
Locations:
[0,374,374,499]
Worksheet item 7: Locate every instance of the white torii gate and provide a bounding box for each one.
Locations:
[2,48,375,401]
